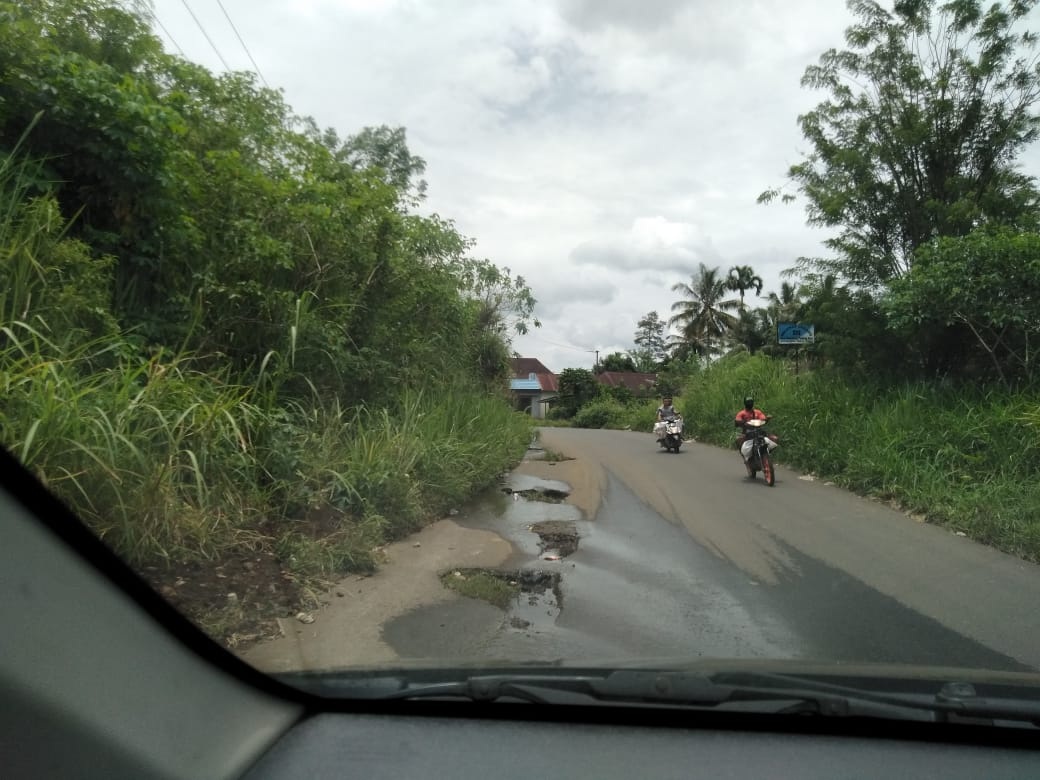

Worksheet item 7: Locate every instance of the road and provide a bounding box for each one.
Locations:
[383,427,1040,672]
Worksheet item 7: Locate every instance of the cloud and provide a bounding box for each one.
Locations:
[558,0,690,33]
[570,216,720,274]
[529,273,618,319]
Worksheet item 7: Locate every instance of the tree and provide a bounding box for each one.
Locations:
[727,308,771,355]
[633,310,668,365]
[760,0,1040,286]
[599,352,637,373]
[669,263,739,358]
[555,368,601,418]
[339,125,428,206]
[726,265,764,309]
[887,229,1040,385]
[766,281,804,323]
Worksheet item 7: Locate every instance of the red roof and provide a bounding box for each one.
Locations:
[537,373,559,392]
[511,357,553,377]
[595,371,657,394]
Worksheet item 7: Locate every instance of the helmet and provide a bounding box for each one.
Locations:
[744,397,754,410]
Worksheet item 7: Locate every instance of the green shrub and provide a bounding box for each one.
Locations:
[573,398,627,429]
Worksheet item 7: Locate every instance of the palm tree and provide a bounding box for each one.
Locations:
[766,280,804,324]
[669,264,739,358]
[727,265,764,310]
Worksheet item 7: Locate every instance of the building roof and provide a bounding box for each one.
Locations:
[509,357,558,393]
[595,371,657,394]
[510,357,553,377]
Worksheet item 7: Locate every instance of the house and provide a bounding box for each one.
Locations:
[595,371,658,399]
[509,357,558,419]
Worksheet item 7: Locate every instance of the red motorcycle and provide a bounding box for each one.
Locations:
[741,418,778,486]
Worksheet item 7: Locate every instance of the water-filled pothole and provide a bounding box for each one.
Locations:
[504,487,568,503]
[440,568,562,630]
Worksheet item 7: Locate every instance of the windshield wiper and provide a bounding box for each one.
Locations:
[285,669,1040,725]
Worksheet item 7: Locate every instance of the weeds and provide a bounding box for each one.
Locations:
[439,569,519,609]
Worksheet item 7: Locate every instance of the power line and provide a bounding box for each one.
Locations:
[146,8,186,56]
[216,0,270,88]
[522,334,595,353]
[180,0,232,71]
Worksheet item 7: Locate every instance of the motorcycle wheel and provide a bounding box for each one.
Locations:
[761,452,775,486]
[745,459,755,479]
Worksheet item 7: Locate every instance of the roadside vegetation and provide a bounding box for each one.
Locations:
[0,1,533,640]
[548,0,1040,562]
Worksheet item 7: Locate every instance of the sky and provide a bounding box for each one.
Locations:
[144,1,882,371]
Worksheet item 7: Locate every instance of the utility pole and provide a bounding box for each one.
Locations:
[595,350,600,372]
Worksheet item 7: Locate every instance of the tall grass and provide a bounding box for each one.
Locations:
[672,353,1040,561]
[0,324,532,572]
[0,150,534,581]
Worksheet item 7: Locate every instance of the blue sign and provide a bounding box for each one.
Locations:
[777,323,815,344]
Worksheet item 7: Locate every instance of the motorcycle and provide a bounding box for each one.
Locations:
[654,414,684,453]
[741,417,778,486]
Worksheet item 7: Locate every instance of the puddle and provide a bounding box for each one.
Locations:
[440,568,562,633]
[509,488,567,503]
[506,474,572,496]
[508,569,561,632]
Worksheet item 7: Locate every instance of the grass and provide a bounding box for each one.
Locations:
[439,569,519,609]
[0,150,536,645]
[668,353,1040,561]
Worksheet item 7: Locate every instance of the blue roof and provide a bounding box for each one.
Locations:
[510,378,542,391]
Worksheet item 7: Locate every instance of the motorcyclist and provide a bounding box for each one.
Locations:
[654,396,679,442]
[734,396,768,455]
[657,397,678,422]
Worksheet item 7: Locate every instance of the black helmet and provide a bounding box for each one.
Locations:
[744,397,754,410]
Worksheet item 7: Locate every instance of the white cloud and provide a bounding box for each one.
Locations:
[571,216,719,273]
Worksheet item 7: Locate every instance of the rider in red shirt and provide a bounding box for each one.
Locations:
[734,397,768,450]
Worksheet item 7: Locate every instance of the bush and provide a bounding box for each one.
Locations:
[573,398,627,429]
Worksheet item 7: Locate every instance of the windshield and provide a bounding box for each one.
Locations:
[3,0,1040,703]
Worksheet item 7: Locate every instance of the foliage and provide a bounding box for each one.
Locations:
[555,368,602,418]
[669,263,739,358]
[654,354,701,397]
[572,398,628,429]
[887,229,1040,386]
[677,353,1040,561]
[726,265,764,310]
[599,351,637,373]
[761,0,1040,286]
[633,310,669,367]
[0,0,539,609]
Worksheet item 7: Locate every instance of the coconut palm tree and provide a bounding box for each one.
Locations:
[766,280,804,324]
[669,264,739,358]
[727,265,764,310]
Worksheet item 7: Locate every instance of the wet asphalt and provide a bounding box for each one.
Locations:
[384,429,1040,671]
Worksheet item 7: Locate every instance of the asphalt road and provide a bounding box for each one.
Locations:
[385,427,1040,671]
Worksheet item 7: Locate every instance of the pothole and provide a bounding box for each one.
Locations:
[504,487,568,503]
[529,520,579,558]
[440,568,562,630]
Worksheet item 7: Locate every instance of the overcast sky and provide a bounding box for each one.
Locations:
[146,1,891,371]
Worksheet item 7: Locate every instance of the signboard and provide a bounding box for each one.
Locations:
[777,323,815,345]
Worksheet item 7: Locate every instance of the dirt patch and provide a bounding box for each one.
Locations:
[530,520,579,557]
[142,549,305,650]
